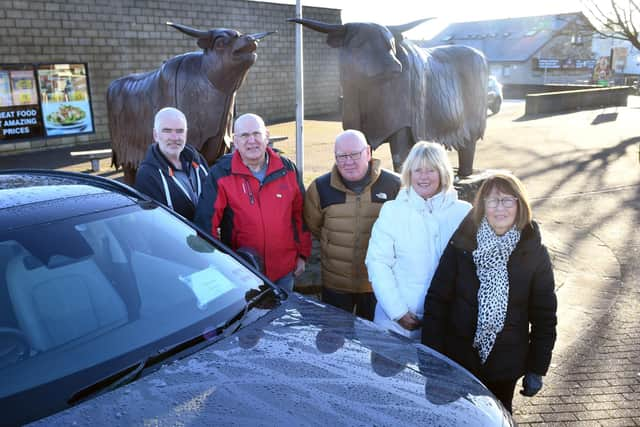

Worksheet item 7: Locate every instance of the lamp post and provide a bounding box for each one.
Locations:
[295,0,304,175]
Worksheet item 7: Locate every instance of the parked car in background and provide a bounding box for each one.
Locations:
[488,75,503,114]
[0,170,514,426]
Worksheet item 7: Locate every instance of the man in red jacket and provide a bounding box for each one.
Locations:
[194,113,311,292]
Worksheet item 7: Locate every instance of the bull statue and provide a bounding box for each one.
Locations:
[107,22,274,184]
[288,18,488,176]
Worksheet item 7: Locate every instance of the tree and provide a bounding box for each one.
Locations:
[581,0,640,50]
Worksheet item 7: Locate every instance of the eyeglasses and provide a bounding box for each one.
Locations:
[236,131,265,141]
[335,147,367,163]
[484,197,518,209]
[160,127,186,135]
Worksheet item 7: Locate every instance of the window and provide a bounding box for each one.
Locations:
[0,63,94,142]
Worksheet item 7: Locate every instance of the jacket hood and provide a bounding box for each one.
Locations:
[36,295,512,426]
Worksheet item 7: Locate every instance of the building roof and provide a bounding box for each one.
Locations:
[418,12,586,62]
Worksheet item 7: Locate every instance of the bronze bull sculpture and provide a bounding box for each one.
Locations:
[107,22,273,184]
[289,18,488,176]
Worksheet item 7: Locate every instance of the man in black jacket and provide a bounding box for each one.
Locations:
[135,107,209,220]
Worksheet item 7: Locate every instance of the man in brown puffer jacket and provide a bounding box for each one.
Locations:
[304,130,400,320]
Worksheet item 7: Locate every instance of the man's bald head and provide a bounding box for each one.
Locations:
[233,113,266,134]
[335,130,367,151]
[334,129,371,182]
[233,113,270,167]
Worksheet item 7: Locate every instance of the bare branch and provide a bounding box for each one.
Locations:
[581,0,640,50]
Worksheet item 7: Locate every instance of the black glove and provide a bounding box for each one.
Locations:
[519,372,543,397]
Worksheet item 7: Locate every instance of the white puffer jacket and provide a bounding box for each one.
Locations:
[365,187,471,339]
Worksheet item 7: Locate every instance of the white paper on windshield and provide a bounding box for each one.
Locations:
[209,251,263,289]
[179,265,236,309]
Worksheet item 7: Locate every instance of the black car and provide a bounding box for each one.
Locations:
[0,170,513,426]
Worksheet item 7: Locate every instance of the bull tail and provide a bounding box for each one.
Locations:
[412,44,488,151]
[462,48,489,144]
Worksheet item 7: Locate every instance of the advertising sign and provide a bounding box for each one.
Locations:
[0,71,10,107]
[536,58,561,69]
[611,47,629,73]
[10,70,38,105]
[37,64,94,137]
[0,69,44,141]
[535,58,598,70]
[0,105,43,140]
[593,56,612,83]
[0,63,94,143]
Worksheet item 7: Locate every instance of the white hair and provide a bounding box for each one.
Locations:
[154,107,187,132]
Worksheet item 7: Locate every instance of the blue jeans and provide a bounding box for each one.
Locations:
[274,272,294,293]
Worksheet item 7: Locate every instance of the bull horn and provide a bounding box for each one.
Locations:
[166,22,210,39]
[287,18,344,34]
[248,31,277,41]
[388,18,435,34]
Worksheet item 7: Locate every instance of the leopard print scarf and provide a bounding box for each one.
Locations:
[472,217,521,364]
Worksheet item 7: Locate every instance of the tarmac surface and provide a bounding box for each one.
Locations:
[1,99,639,425]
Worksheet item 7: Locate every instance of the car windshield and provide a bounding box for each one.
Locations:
[0,203,272,399]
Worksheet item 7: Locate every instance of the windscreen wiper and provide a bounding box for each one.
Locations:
[218,285,277,338]
[68,357,149,405]
[69,286,278,405]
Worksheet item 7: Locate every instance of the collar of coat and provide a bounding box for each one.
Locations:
[329,158,382,193]
[451,211,542,253]
[151,143,200,172]
[400,186,459,213]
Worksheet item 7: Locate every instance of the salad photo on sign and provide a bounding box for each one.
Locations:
[37,64,94,137]
[46,104,87,129]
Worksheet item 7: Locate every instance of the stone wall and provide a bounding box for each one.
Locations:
[503,83,599,99]
[525,86,630,115]
[0,0,340,154]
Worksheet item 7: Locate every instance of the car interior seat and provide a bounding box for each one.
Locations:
[0,242,19,329]
[5,250,128,352]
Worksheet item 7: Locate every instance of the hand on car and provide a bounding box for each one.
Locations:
[294,257,306,277]
[397,312,422,331]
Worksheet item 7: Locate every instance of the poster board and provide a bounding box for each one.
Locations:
[0,63,94,142]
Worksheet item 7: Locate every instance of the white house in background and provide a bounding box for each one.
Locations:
[418,12,607,86]
[591,35,640,84]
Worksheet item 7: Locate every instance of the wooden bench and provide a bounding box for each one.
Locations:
[69,137,287,172]
[69,148,112,172]
[268,135,288,144]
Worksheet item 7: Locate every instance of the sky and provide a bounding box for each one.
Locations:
[262,0,586,39]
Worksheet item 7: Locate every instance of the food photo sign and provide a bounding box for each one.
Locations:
[0,63,94,142]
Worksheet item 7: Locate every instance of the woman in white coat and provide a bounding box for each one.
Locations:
[365,141,471,339]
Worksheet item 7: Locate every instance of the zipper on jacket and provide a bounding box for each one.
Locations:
[353,194,362,278]
[242,178,255,205]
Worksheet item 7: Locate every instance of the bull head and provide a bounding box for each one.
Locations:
[167,22,275,92]
[288,18,432,81]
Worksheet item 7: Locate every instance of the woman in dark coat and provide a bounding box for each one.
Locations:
[421,172,557,413]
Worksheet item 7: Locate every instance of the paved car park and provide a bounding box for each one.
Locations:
[1,98,639,425]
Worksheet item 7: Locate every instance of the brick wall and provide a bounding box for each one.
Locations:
[0,0,340,153]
